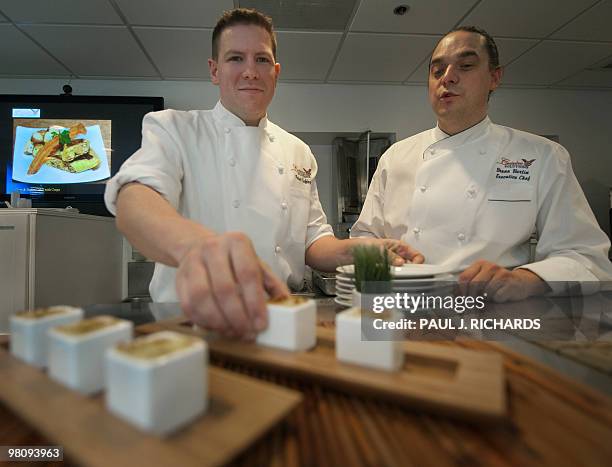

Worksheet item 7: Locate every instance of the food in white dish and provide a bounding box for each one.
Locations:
[105,331,207,435]
[256,296,316,351]
[10,306,84,368]
[48,315,133,395]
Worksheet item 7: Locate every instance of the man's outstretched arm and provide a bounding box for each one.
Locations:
[116,183,289,338]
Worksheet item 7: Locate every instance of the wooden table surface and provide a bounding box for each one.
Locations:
[2,310,612,467]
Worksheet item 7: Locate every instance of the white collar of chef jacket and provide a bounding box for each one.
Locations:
[212,100,270,130]
[432,115,491,147]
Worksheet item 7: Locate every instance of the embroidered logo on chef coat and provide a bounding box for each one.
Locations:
[495,157,535,181]
[291,165,312,184]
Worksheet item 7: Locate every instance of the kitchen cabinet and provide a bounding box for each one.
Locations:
[0,209,124,332]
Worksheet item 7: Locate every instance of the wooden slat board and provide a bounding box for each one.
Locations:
[138,318,506,423]
[0,347,302,467]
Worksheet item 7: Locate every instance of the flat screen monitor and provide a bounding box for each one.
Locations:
[0,94,164,216]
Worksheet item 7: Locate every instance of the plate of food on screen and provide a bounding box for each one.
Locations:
[12,123,111,184]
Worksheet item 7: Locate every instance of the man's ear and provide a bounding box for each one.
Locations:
[274,62,281,80]
[208,58,219,85]
[490,66,503,92]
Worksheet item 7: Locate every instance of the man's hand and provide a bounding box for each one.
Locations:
[175,231,289,339]
[360,238,425,266]
[458,260,550,302]
[306,236,424,272]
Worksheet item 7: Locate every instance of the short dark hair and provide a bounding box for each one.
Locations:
[212,8,277,60]
[435,26,500,70]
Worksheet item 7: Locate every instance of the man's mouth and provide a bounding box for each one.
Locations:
[440,91,459,99]
[239,87,264,92]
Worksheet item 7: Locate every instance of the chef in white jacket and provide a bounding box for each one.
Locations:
[105,8,422,338]
[352,26,612,301]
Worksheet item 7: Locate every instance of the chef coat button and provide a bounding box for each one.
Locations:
[225,128,231,134]
[479,148,487,155]
[466,188,476,198]
[413,227,421,235]
[429,149,436,155]
[457,232,466,241]
[232,200,240,208]
[420,185,427,193]
[281,202,288,210]
[275,246,281,254]
[278,167,284,175]
[229,158,236,167]
[269,135,275,142]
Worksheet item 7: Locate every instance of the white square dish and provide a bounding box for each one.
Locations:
[256,296,316,351]
[10,306,84,368]
[336,307,404,371]
[105,331,207,436]
[48,315,133,395]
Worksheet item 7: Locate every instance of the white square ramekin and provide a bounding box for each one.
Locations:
[48,315,133,394]
[256,296,316,351]
[105,331,208,435]
[336,307,404,371]
[10,306,84,368]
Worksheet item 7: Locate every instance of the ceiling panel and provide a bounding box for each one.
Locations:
[551,1,612,42]
[0,24,69,76]
[462,0,597,38]
[20,25,159,77]
[276,31,342,81]
[135,27,212,79]
[557,69,612,88]
[502,40,612,85]
[405,36,539,83]
[0,0,122,24]
[0,0,609,89]
[330,33,440,83]
[114,0,232,28]
[240,0,356,30]
[404,60,430,84]
[495,38,541,65]
[351,0,478,34]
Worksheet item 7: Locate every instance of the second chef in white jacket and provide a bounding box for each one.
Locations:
[105,9,422,338]
[352,26,612,301]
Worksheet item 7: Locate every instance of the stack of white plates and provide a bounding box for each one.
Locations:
[334,264,455,307]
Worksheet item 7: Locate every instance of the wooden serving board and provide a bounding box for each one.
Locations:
[138,318,506,423]
[0,346,301,467]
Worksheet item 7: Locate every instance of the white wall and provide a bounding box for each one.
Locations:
[1,78,611,236]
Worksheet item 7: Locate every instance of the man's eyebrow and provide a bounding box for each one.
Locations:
[223,50,244,57]
[457,50,479,59]
[430,50,480,66]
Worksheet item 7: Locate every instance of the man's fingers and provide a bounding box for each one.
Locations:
[483,273,506,300]
[176,255,229,333]
[492,283,513,303]
[458,262,482,295]
[228,237,269,332]
[384,240,424,264]
[467,266,497,296]
[257,259,290,299]
[411,253,425,264]
[387,249,406,266]
[205,240,252,336]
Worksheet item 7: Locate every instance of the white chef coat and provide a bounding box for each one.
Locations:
[351,117,612,293]
[105,101,334,301]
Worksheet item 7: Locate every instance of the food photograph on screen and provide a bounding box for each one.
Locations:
[11,118,111,184]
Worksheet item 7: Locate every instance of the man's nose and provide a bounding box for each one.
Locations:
[441,65,458,85]
[242,59,259,79]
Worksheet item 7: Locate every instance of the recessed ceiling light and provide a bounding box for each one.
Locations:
[393,4,410,16]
